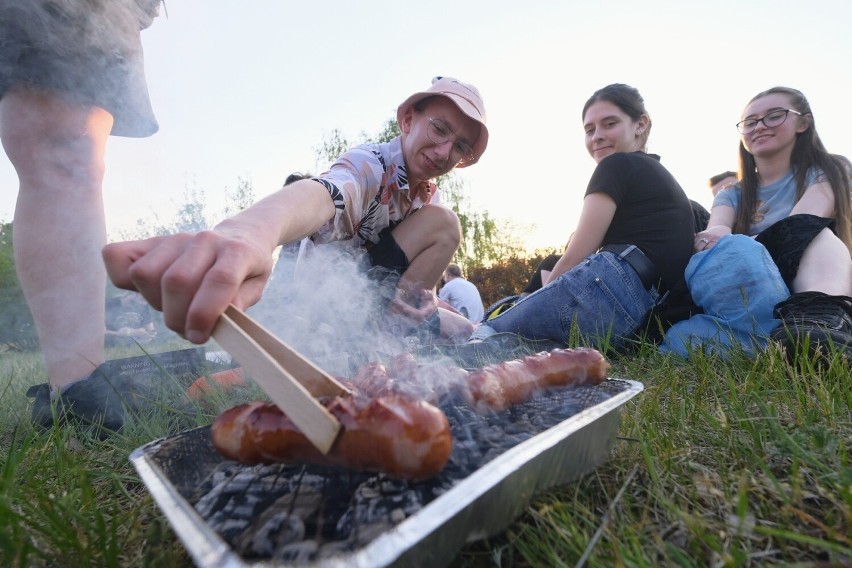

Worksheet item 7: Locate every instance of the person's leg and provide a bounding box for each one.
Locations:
[1,85,113,389]
[389,205,461,293]
[436,307,473,343]
[791,228,852,295]
[769,228,852,359]
[472,253,656,350]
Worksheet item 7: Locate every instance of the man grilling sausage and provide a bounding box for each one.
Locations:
[104,76,488,348]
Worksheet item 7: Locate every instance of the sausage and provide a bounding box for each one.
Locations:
[210,347,609,477]
[464,347,610,411]
[210,394,452,480]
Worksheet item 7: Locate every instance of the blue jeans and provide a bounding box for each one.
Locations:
[471,252,660,350]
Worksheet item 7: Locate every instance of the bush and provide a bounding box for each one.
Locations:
[467,248,559,308]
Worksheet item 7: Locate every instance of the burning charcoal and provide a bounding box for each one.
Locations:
[238,511,305,557]
[334,477,427,544]
[214,518,252,541]
[278,539,319,564]
[379,478,409,494]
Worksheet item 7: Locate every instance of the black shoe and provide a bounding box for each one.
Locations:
[28,372,125,438]
[27,347,206,437]
[771,292,852,361]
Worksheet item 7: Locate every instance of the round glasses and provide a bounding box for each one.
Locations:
[423,115,474,162]
[736,108,804,134]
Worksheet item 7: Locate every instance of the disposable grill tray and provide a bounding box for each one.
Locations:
[131,378,643,567]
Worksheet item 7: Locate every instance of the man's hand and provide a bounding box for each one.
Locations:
[102,230,273,343]
[388,288,438,324]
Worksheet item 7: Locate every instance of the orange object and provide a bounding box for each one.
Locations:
[186,368,247,400]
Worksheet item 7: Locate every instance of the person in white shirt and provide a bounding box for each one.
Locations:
[439,264,484,323]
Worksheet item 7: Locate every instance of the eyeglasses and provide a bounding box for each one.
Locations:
[736,108,804,134]
[422,115,474,162]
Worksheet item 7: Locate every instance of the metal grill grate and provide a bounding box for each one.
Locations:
[135,379,640,566]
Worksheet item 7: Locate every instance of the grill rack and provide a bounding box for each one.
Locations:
[132,378,642,567]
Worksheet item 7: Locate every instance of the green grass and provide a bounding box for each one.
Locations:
[1,341,849,567]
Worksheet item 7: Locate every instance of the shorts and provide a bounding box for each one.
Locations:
[365,228,441,340]
[367,226,410,274]
[0,0,159,137]
[755,214,835,289]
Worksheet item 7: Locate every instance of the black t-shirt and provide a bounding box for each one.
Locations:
[585,152,694,291]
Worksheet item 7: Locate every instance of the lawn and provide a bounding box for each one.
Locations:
[0,340,849,567]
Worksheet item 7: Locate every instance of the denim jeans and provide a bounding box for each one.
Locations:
[471,251,660,350]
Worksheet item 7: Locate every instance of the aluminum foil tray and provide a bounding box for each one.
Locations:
[131,378,643,567]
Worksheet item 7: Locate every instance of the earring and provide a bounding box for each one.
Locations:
[636,128,644,135]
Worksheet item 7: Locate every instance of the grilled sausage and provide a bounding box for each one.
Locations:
[211,394,452,480]
[464,347,610,411]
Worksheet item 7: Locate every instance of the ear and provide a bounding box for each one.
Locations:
[796,113,812,134]
[399,106,415,134]
[635,114,650,134]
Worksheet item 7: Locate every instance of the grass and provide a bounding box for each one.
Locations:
[1,340,849,567]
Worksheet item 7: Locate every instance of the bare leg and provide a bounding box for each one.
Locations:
[436,307,474,343]
[1,86,113,388]
[391,205,461,292]
[791,228,852,295]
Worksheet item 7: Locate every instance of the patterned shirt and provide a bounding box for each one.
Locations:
[310,137,440,248]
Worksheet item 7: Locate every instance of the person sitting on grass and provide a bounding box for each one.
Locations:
[439,263,484,323]
[104,76,488,366]
[692,86,852,361]
[469,84,695,352]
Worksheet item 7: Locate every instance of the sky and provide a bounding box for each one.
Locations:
[1,0,850,252]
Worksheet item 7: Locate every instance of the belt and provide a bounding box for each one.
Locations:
[600,244,662,292]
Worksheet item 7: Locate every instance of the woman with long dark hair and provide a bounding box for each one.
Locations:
[470,84,695,351]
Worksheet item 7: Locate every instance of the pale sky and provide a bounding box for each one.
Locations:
[1,0,850,252]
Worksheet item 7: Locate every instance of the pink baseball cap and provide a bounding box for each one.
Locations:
[396,76,488,167]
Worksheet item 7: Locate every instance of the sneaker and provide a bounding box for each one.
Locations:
[28,371,125,438]
[771,292,852,361]
[27,347,206,436]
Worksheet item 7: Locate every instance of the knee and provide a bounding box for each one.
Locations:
[9,131,105,189]
[803,229,850,265]
[420,205,462,248]
[1,92,108,188]
[794,228,852,292]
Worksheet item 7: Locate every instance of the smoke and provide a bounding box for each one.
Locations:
[246,241,412,378]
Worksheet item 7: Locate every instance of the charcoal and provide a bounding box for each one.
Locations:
[239,511,304,557]
[278,540,319,564]
[187,381,630,564]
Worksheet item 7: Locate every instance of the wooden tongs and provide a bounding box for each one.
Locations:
[211,305,352,454]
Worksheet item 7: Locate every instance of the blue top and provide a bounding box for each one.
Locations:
[713,168,822,235]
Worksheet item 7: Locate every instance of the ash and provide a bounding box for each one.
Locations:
[186,382,624,565]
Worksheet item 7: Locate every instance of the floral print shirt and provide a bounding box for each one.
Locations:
[310,137,439,248]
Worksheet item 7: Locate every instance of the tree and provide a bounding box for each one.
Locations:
[221,176,256,219]
[118,181,247,240]
[468,246,559,307]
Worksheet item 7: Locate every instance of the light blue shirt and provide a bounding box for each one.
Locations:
[713,168,822,235]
